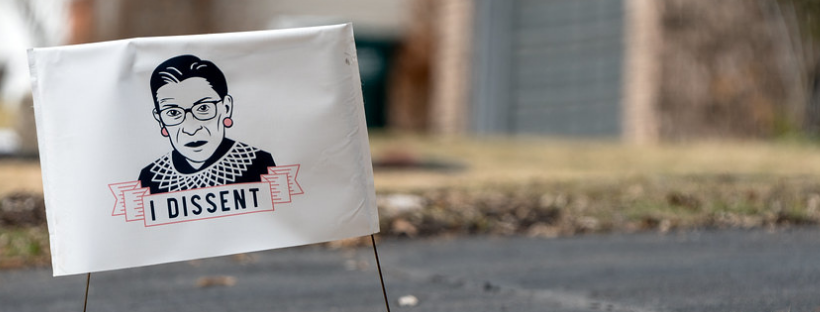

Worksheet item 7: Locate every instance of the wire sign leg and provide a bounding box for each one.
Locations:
[83,273,91,312]
[371,234,391,312]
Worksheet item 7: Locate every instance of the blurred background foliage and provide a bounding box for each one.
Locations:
[788,0,820,40]
[785,0,820,138]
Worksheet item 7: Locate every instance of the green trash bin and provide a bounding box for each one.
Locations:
[355,39,394,128]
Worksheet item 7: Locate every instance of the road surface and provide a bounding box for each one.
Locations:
[1,227,819,311]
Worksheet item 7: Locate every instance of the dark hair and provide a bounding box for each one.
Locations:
[149,55,228,110]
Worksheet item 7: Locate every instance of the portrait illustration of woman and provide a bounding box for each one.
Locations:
[138,55,275,194]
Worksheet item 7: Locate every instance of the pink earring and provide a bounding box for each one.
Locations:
[223,118,233,128]
[161,128,169,137]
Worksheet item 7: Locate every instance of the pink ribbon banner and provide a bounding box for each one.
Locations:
[109,164,302,227]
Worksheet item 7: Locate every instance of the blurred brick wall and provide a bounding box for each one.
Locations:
[622,0,661,144]
[75,0,216,43]
[387,0,473,134]
[387,0,434,132]
[69,0,95,44]
[113,0,214,39]
[428,0,473,135]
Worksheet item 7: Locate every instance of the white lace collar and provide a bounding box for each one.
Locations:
[148,141,260,192]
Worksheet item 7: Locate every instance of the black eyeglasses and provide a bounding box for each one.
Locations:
[156,101,220,126]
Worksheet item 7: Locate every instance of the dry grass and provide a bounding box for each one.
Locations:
[370,134,820,191]
[0,160,42,197]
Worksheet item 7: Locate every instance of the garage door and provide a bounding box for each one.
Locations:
[473,0,625,137]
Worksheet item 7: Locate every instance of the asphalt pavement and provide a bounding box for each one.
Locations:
[1,227,820,312]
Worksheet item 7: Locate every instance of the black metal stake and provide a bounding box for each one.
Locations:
[83,273,91,312]
[370,234,390,312]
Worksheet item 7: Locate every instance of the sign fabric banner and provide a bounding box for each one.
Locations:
[28,24,379,276]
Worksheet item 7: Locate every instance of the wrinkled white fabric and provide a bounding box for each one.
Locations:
[28,24,378,276]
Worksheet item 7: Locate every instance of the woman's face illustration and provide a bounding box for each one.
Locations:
[155,77,232,163]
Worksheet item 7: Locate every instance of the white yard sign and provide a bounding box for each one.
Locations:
[28,24,379,276]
